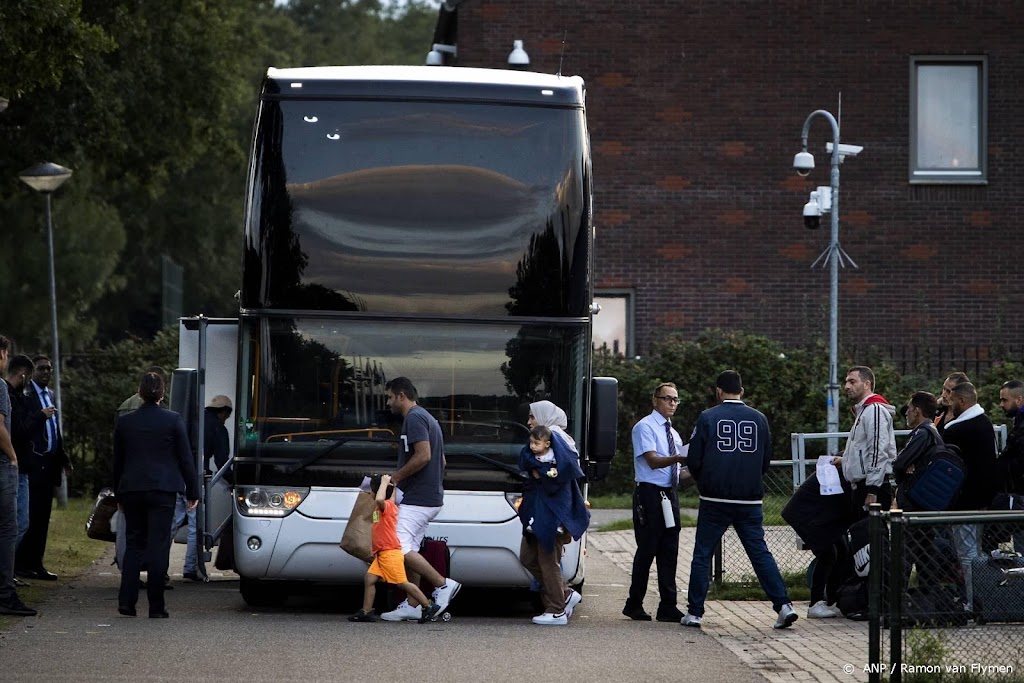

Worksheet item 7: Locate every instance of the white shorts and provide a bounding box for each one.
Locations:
[396,504,443,555]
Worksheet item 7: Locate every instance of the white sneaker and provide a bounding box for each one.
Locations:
[774,603,798,629]
[381,600,421,622]
[807,601,838,619]
[681,613,702,627]
[532,611,568,625]
[564,589,582,618]
[431,579,462,615]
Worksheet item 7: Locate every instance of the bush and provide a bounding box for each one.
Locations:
[63,327,180,495]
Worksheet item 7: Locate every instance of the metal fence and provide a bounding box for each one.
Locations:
[848,344,1024,378]
[867,507,1024,683]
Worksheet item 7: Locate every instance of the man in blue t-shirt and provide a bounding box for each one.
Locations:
[681,370,796,630]
[379,377,461,622]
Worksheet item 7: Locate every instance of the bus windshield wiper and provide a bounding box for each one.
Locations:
[284,436,397,475]
[456,451,527,479]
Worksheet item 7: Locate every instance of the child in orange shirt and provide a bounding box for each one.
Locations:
[349,474,441,623]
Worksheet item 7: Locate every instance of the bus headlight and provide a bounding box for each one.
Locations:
[236,486,309,517]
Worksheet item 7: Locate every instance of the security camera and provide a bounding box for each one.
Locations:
[793,151,815,177]
[826,142,864,162]
[803,193,822,230]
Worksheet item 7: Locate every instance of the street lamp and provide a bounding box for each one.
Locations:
[18,162,73,417]
[793,111,863,453]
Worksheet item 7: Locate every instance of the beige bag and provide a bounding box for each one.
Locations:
[339,492,376,564]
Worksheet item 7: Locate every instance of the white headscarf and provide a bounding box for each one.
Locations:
[530,400,579,455]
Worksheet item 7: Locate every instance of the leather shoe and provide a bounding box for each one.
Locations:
[0,600,38,617]
[13,576,31,588]
[182,571,203,582]
[33,567,58,581]
[149,611,170,618]
[118,605,137,617]
[657,607,685,622]
[622,604,653,621]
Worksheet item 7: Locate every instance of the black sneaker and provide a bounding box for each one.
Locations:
[419,601,442,623]
[348,609,377,622]
[182,572,204,582]
[0,599,38,617]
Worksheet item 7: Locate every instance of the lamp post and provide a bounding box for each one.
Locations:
[793,111,861,454]
[18,162,73,418]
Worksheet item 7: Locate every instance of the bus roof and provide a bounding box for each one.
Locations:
[263,65,585,107]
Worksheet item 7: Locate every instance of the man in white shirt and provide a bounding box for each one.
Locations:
[622,382,687,622]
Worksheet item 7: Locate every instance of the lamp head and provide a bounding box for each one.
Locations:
[508,39,530,67]
[18,162,73,193]
[793,150,815,177]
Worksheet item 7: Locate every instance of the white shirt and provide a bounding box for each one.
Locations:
[631,410,683,487]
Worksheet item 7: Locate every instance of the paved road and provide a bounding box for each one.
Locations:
[0,536,766,683]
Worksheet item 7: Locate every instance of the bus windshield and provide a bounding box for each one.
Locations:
[243,99,590,318]
[237,316,587,474]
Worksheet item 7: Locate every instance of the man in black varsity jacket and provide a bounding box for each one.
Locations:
[681,370,796,631]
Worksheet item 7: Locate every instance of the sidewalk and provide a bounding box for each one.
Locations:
[589,527,868,683]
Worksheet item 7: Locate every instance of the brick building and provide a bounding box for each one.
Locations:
[442,1,1023,361]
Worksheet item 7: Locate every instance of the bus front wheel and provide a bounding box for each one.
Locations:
[240,577,287,607]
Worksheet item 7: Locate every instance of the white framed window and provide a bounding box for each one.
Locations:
[593,290,633,356]
[909,56,987,184]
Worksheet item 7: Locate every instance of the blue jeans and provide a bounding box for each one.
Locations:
[687,499,790,617]
[172,494,198,575]
[0,460,19,604]
[16,474,29,546]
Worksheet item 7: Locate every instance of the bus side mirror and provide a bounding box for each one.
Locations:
[587,376,618,481]
[170,368,199,454]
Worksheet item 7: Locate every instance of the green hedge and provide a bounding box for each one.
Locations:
[591,329,1022,495]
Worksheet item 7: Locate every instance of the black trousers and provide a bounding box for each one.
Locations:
[810,536,850,605]
[15,470,58,572]
[118,491,176,613]
[627,483,680,610]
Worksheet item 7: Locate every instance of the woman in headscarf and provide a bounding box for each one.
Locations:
[517,400,590,625]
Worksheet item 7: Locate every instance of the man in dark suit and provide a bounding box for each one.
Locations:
[942,381,998,613]
[114,371,198,618]
[16,355,72,581]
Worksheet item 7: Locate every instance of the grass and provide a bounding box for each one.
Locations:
[589,492,789,526]
[596,515,699,532]
[1,496,109,629]
[708,570,810,602]
[588,493,632,509]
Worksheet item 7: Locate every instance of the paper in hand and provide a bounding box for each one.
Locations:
[816,455,843,496]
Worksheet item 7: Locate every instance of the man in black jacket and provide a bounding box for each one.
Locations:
[682,370,796,630]
[942,381,997,613]
[3,355,49,585]
[16,356,72,581]
[997,380,1024,494]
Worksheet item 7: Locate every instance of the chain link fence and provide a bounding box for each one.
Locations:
[868,508,1024,682]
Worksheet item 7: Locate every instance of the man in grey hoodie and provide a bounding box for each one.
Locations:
[833,366,896,516]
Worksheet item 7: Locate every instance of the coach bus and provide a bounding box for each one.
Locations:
[208,65,615,606]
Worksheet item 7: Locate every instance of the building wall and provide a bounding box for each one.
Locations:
[456,1,1024,357]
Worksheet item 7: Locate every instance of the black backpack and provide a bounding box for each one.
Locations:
[904,443,965,511]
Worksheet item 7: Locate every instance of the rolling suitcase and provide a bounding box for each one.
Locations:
[971,553,1024,624]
